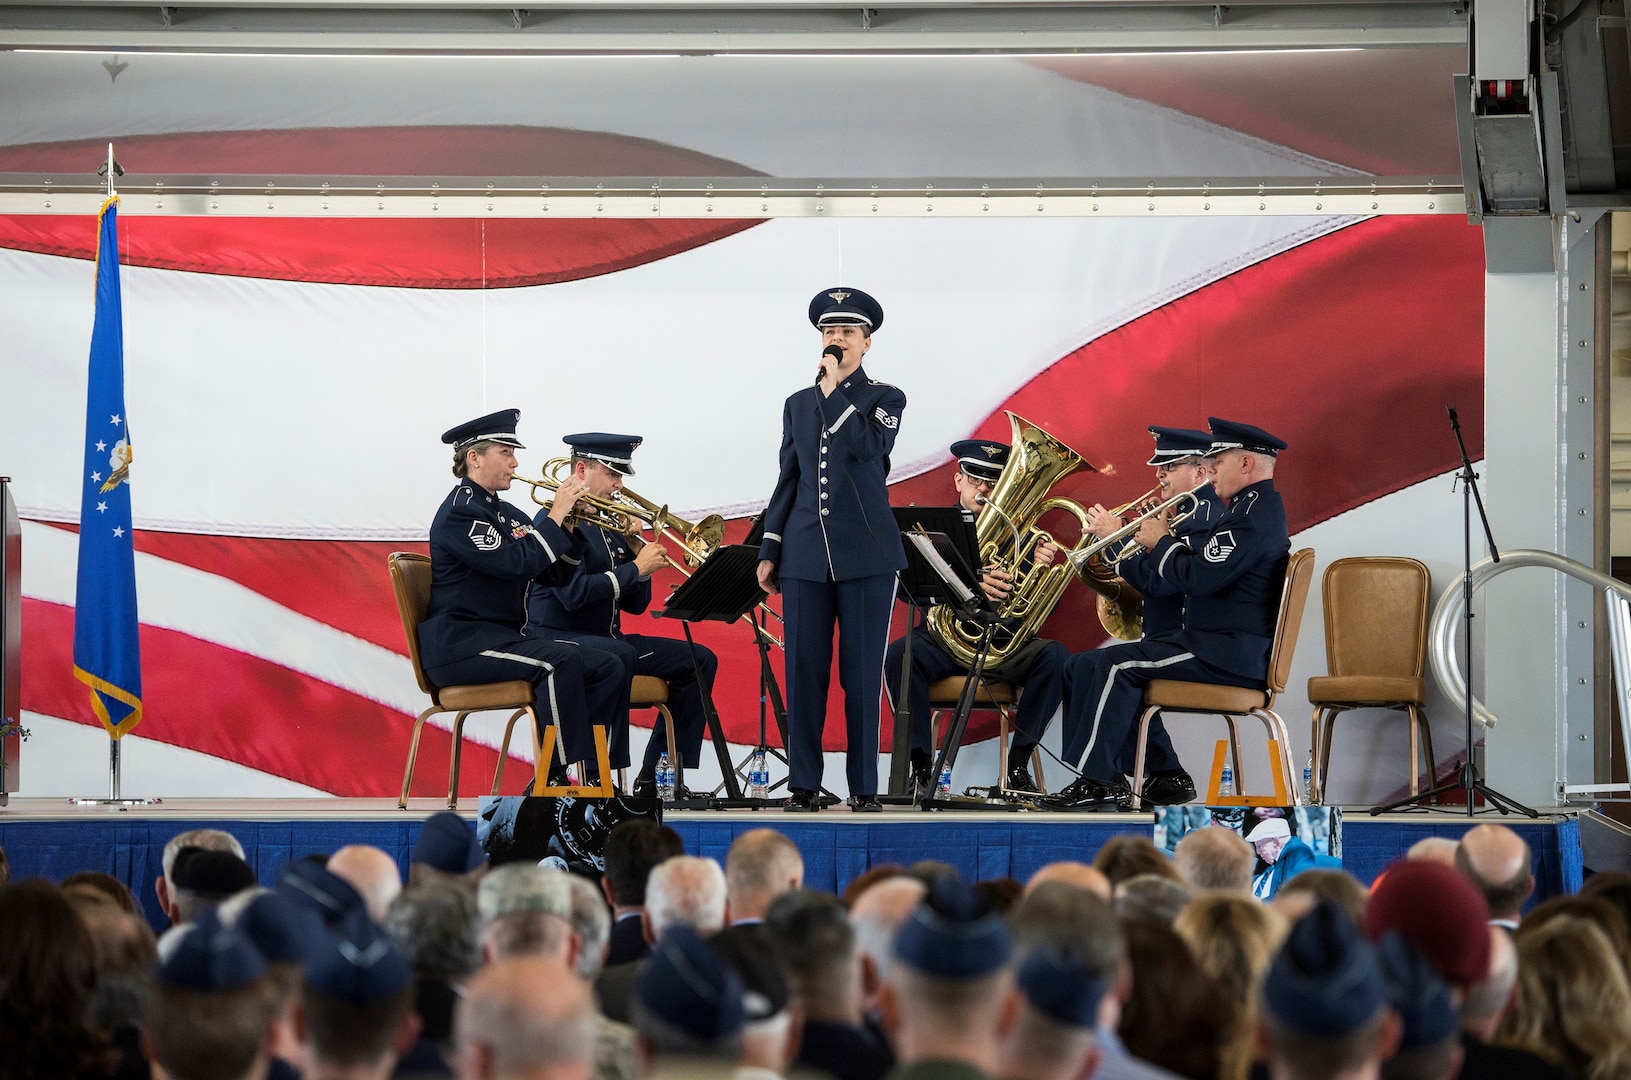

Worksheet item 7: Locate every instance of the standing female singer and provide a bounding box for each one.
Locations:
[756,288,906,811]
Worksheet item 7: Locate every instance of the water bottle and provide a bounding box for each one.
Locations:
[1303,753,1316,804]
[1218,762,1235,798]
[749,747,769,800]
[657,753,675,802]
[937,760,952,797]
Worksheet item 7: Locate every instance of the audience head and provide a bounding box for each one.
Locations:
[1093,835,1181,888]
[1377,933,1462,1080]
[1119,918,1232,1080]
[843,864,907,905]
[1259,901,1399,1080]
[1366,859,1492,987]
[1273,868,1369,928]
[1516,893,1631,977]
[0,879,115,1080]
[1002,947,1105,1080]
[1113,873,1191,925]
[411,811,487,886]
[158,829,246,925]
[602,820,684,909]
[1174,894,1287,1080]
[725,828,805,923]
[298,922,419,1075]
[148,910,279,1080]
[77,899,158,1033]
[645,855,728,941]
[477,863,577,966]
[1009,882,1124,1014]
[561,872,611,980]
[1580,869,1631,933]
[62,869,142,914]
[1457,926,1517,1042]
[1025,860,1112,899]
[1500,914,1631,1079]
[631,926,746,1060]
[278,857,371,932]
[712,924,798,1075]
[385,877,483,985]
[974,877,1024,916]
[328,845,403,925]
[766,888,861,1020]
[454,956,595,1080]
[1405,837,1459,866]
[1454,824,1533,922]
[1175,825,1256,893]
[169,847,257,925]
[849,875,928,1007]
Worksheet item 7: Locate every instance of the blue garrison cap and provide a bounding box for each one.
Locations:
[1147,426,1215,467]
[1016,947,1106,1029]
[1263,901,1386,1037]
[413,811,485,875]
[563,432,642,476]
[893,875,1011,979]
[1377,932,1458,1050]
[231,890,327,966]
[633,926,746,1041]
[951,439,1009,484]
[808,286,884,332]
[306,924,413,1005]
[158,909,268,992]
[171,847,257,901]
[1208,417,1287,457]
[277,859,370,931]
[441,409,525,451]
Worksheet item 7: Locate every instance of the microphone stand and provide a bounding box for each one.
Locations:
[1371,406,1536,818]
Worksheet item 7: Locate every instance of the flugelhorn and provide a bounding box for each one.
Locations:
[1068,488,1201,572]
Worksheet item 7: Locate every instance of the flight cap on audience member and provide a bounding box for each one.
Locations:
[441,409,524,451]
[1262,900,1386,1037]
[306,923,413,1004]
[633,926,747,1041]
[277,859,370,930]
[1377,932,1458,1049]
[477,863,573,923]
[1207,417,1287,457]
[1364,859,1492,985]
[711,925,790,1022]
[413,811,486,875]
[563,433,642,476]
[171,847,257,901]
[157,909,268,992]
[232,890,326,966]
[1016,946,1106,1029]
[808,287,884,332]
[952,439,1009,484]
[1147,426,1216,466]
[893,875,1012,979]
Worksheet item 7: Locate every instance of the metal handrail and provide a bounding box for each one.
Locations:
[1429,548,1631,729]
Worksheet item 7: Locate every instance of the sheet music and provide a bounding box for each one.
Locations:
[906,532,977,605]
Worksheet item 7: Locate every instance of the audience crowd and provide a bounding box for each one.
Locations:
[1,816,1625,1080]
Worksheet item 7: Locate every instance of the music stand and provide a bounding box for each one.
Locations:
[885,507,980,799]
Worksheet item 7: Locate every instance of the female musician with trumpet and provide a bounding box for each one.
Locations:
[524,433,715,801]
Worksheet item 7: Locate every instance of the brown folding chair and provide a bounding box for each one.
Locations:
[1307,556,1436,804]
[1129,547,1316,810]
[390,552,547,809]
[926,678,1047,794]
[620,675,678,792]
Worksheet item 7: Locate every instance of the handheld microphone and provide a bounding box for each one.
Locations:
[818,343,844,384]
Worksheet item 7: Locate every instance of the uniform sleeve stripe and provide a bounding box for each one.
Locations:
[1157,543,1182,578]
[763,532,782,543]
[605,569,621,605]
[828,404,857,434]
[532,530,558,563]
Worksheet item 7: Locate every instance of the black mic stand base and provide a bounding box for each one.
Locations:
[1369,760,1539,818]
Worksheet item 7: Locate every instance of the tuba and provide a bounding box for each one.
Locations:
[924,413,1142,668]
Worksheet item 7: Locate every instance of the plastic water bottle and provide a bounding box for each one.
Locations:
[937,760,953,797]
[749,747,769,800]
[1218,762,1235,798]
[1303,753,1316,804]
[657,753,675,802]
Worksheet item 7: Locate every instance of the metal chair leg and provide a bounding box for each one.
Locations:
[448,710,474,809]
[1223,714,1246,791]
[399,705,442,809]
[492,707,532,795]
[1259,708,1299,806]
[1413,704,1437,795]
[1130,705,1160,811]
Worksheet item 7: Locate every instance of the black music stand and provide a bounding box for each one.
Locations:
[885,508,980,799]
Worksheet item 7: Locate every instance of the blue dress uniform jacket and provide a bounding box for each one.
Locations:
[758,366,908,581]
[1116,484,1228,639]
[528,522,651,635]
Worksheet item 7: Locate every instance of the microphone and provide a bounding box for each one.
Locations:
[818,343,844,384]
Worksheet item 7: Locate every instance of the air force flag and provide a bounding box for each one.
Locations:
[72,199,143,737]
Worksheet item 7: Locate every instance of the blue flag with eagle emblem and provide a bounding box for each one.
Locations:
[72,198,143,738]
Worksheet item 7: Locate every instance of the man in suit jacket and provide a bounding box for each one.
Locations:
[1247,818,1316,899]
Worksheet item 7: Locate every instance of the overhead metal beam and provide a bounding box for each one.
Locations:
[0,1,1469,54]
[0,173,1464,216]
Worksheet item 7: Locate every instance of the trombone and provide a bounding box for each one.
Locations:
[513,458,784,647]
[1068,488,1201,573]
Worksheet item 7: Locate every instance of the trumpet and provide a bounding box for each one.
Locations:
[1068,487,1201,572]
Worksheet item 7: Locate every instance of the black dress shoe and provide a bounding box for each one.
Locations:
[849,796,883,812]
[1004,761,1042,795]
[1141,769,1198,806]
[784,788,821,812]
[1042,776,1131,810]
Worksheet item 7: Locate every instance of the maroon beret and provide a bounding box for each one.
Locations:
[1365,860,1492,986]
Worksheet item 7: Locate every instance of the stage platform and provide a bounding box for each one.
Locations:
[0,798,1584,931]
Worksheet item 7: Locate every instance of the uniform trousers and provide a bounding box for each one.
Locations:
[1061,639,1260,782]
[551,631,717,778]
[782,572,897,796]
[424,635,626,769]
[883,630,1067,761]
